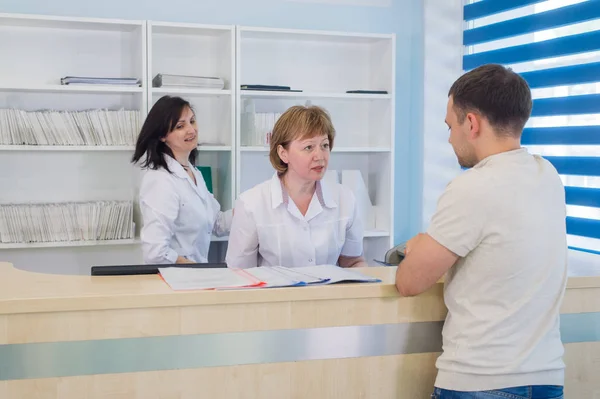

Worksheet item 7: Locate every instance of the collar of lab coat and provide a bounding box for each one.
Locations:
[270,172,337,210]
[165,154,208,202]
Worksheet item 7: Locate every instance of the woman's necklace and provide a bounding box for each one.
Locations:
[180,163,196,185]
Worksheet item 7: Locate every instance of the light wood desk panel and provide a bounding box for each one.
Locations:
[0,262,599,398]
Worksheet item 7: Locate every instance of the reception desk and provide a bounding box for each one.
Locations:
[0,261,599,398]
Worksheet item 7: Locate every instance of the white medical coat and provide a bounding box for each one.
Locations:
[225,173,363,268]
[139,155,232,264]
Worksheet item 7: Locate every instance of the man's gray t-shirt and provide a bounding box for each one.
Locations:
[428,148,568,391]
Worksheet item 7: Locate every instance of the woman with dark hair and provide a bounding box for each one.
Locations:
[132,95,232,264]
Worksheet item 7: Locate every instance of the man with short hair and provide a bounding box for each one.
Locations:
[396,64,568,399]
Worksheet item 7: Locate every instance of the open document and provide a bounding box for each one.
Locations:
[158,265,381,291]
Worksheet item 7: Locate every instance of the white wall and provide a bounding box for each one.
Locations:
[421,0,464,229]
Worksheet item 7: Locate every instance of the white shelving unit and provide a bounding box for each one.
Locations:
[0,85,144,94]
[0,13,396,271]
[147,21,236,262]
[236,26,395,264]
[0,13,147,272]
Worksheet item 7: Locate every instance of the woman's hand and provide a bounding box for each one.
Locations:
[176,256,194,264]
[338,255,368,268]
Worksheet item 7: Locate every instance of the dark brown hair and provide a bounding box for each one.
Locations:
[448,64,532,137]
[131,95,197,173]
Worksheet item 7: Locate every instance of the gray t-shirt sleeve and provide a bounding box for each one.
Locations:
[426,174,485,257]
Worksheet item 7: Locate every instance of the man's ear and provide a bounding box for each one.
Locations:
[466,112,481,140]
[277,144,288,164]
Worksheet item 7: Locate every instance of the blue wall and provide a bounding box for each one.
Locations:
[0,0,424,245]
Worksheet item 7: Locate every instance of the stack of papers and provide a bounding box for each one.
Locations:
[0,200,134,244]
[158,268,264,291]
[61,76,140,86]
[241,112,283,146]
[158,265,381,291]
[0,108,140,146]
[152,73,225,90]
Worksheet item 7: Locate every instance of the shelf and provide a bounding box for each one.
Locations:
[198,145,231,152]
[152,87,232,96]
[240,146,391,153]
[0,237,231,249]
[364,230,390,238]
[150,21,233,36]
[239,26,393,44]
[0,238,140,250]
[240,147,269,152]
[0,145,135,152]
[0,84,143,94]
[0,145,231,152]
[240,90,391,100]
[0,13,144,32]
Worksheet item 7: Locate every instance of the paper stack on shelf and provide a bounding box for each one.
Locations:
[61,76,140,86]
[159,264,381,291]
[0,200,134,244]
[152,73,225,89]
[342,170,376,230]
[241,111,283,146]
[0,108,140,146]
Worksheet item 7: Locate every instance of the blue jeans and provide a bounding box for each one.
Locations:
[431,386,564,399]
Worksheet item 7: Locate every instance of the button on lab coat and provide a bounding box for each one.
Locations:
[139,155,232,264]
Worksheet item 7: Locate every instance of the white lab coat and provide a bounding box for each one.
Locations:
[139,155,232,264]
[225,173,363,268]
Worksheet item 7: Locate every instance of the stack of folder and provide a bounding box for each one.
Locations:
[240,84,302,92]
[159,265,381,291]
[61,76,141,86]
[152,73,225,90]
[0,200,134,244]
[0,108,140,146]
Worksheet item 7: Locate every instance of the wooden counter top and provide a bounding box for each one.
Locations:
[1,262,599,315]
[0,262,402,314]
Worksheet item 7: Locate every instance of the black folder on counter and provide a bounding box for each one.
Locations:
[91,262,227,276]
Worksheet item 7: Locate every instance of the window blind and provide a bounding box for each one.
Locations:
[462,0,600,254]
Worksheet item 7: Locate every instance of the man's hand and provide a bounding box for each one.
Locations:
[395,233,458,296]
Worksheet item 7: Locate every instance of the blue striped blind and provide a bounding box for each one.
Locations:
[463,0,600,253]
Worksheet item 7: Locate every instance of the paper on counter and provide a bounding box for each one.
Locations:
[158,267,264,291]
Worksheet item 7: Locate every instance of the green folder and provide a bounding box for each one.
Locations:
[196,166,213,194]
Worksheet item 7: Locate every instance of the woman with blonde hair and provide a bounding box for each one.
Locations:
[226,105,366,268]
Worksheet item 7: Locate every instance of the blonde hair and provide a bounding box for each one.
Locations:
[269,105,336,175]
